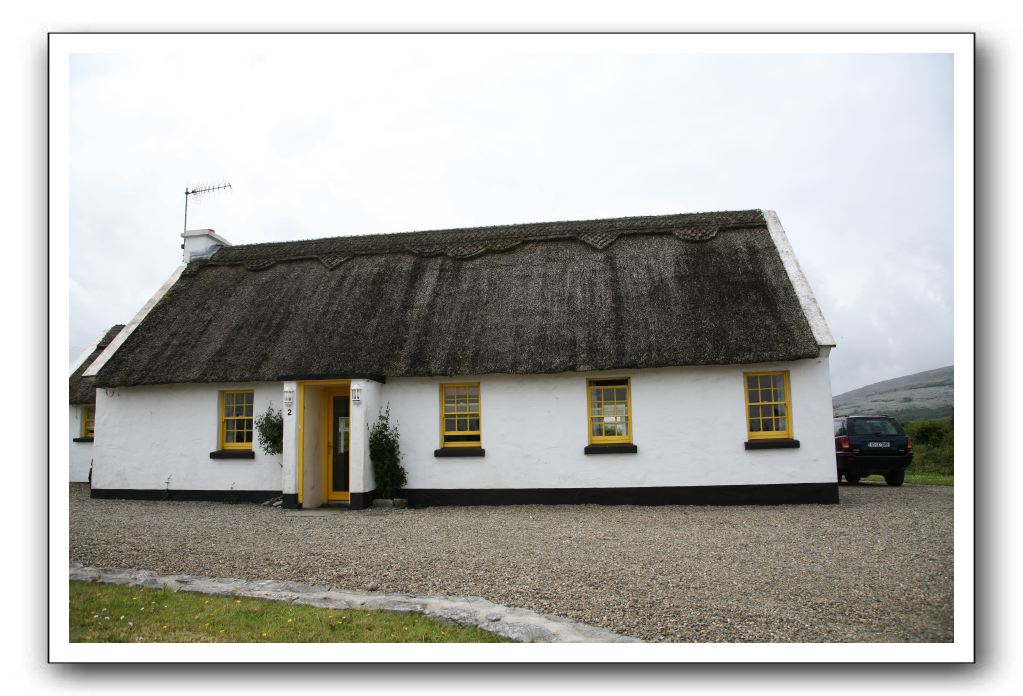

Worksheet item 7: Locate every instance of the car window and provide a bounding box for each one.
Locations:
[833,419,846,436]
[850,419,901,436]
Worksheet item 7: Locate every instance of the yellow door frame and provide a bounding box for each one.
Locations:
[296,380,351,507]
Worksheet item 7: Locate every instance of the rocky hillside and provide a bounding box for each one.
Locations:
[833,366,953,422]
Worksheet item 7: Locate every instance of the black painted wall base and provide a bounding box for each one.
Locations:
[349,490,376,510]
[90,488,282,504]
[282,493,299,509]
[404,483,838,507]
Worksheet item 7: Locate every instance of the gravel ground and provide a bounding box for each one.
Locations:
[69,483,953,643]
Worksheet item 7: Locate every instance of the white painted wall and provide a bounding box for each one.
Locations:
[380,357,835,490]
[764,210,835,347]
[69,405,93,482]
[92,382,285,492]
[350,379,382,494]
[92,359,833,497]
[281,381,298,495]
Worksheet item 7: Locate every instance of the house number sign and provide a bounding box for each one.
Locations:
[283,388,294,416]
[351,386,362,403]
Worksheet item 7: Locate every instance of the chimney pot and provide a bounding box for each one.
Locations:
[181,229,231,263]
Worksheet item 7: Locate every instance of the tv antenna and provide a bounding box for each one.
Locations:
[183,182,232,233]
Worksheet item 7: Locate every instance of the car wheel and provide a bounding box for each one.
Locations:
[845,474,861,484]
[885,471,905,487]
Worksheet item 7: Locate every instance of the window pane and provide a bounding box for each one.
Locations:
[469,418,479,431]
[592,423,602,437]
[469,385,479,397]
[225,429,235,443]
[615,387,626,401]
[773,375,785,390]
[748,389,758,404]
[748,405,760,419]
[445,418,456,432]
[747,376,757,389]
[775,418,787,431]
[225,393,235,406]
[750,419,761,432]
[763,419,775,431]
[759,375,771,388]
[244,404,253,416]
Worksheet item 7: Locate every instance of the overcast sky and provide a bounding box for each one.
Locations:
[67,43,953,395]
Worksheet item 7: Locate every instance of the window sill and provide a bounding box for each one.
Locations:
[744,439,800,450]
[72,437,94,443]
[584,443,638,455]
[434,447,486,458]
[209,449,256,459]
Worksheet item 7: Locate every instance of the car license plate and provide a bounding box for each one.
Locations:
[867,442,891,448]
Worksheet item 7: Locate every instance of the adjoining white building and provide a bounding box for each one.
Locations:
[82,209,838,508]
[68,324,124,482]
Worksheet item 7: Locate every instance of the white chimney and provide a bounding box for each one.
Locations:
[181,229,231,263]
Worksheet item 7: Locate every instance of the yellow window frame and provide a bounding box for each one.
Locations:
[81,404,95,439]
[219,389,255,450]
[743,371,793,439]
[439,382,481,448]
[587,377,632,444]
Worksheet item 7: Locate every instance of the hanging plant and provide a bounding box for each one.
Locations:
[255,403,283,457]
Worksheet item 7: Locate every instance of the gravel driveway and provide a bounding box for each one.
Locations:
[69,483,953,642]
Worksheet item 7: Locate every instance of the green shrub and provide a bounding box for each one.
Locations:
[903,418,954,475]
[369,405,407,499]
[255,404,284,457]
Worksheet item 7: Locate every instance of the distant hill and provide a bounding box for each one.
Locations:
[832,366,954,422]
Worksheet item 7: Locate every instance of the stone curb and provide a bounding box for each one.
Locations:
[69,563,642,643]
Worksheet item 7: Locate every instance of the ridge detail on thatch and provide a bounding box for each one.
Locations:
[194,209,765,273]
[93,209,824,389]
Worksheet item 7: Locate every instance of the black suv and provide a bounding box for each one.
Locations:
[833,415,913,486]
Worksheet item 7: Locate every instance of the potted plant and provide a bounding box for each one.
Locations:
[369,405,407,508]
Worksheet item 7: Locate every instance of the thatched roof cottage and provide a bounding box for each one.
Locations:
[82,209,838,507]
[68,324,124,482]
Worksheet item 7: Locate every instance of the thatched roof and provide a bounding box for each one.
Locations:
[70,324,124,403]
[95,210,823,387]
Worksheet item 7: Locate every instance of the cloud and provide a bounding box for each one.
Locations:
[68,47,953,394]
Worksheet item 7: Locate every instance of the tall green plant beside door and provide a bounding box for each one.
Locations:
[369,405,407,499]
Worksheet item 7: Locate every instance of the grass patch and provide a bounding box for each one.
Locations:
[904,471,954,487]
[70,581,510,643]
